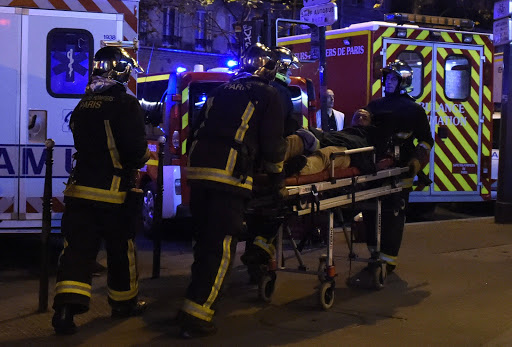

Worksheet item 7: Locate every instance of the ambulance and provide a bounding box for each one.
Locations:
[278,13,495,203]
[0,1,139,233]
[137,69,315,235]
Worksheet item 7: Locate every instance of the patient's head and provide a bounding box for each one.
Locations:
[351,109,372,127]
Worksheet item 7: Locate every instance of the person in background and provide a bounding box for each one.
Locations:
[52,46,149,335]
[177,43,286,338]
[316,89,345,131]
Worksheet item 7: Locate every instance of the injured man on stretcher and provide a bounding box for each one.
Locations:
[282,109,384,177]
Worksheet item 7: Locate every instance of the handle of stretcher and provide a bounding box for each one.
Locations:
[329,146,376,180]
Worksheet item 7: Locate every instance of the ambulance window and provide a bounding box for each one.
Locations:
[47,29,93,98]
[397,51,423,99]
[445,55,470,100]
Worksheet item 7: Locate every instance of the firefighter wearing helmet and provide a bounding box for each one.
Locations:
[52,46,149,335]
[358,59,434,276]
[271,46,302,136]
[178,42,287,338]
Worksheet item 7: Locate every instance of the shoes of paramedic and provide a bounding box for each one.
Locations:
[386,263,396,273]
[52,305,77,335]
[111,300,147,318]
[241,248,270,284]
[177,310,217,338]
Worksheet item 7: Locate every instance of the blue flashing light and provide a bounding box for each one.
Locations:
[176,66,187,73]
[227,59,238,68]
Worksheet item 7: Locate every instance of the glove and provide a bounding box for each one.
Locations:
[267,172,288,200]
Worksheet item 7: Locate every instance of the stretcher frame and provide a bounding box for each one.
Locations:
[248,147,410,309]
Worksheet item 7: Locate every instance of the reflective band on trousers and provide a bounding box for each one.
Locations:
[108,239,138,302]
[181,235,233,322]
[253,236,275,256]
[380,253,397,265]
[55,280,92,298]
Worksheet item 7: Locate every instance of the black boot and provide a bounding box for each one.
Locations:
[177,310,217,339]
[111,300,147,318]
[241,248,270,284]
[52,305,77,335]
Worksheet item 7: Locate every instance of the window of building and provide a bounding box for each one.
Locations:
[445,55,470,100]
[163,7,182,48]
[195,10,213,52]
[397,51,423,99]
[46,29,93,98]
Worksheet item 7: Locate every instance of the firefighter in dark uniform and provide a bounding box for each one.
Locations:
[271,46,302,136]
[363,60,434,273]
[177,43,286,338]
[240,47,301,284]
[52,46,150,335]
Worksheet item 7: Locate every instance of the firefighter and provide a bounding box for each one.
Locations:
[271,46,302,136]
[178,43,287,338]
[362,59,434,273]
[51,46,150,335]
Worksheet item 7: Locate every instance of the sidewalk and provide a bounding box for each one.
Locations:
[1,217,512,346]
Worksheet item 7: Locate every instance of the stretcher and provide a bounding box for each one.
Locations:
[247,146,410,309]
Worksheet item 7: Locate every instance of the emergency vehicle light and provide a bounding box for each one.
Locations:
[384,13,475,31]
[227,59,238,68]
[176,66,187,73]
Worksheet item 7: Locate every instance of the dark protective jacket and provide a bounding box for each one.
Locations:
[366,93,434,187]
[270,79,300,136]
[187,75,287,198]
[64,84,149,204]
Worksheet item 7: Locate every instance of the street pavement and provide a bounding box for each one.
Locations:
[1,216,512,346]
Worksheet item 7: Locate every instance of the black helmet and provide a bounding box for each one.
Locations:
[272,46,301,73]
[92,46,143,84]
[238,43,280,82]
[382,60,413,94]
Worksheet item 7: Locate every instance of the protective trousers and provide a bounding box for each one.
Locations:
[363,190,410,266]
[182,186,246,323]
[53,199,139,313]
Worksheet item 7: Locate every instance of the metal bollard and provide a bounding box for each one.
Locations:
[152,136,166,279]
[39,138,55,313]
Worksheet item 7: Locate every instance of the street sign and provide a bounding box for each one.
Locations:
[493,17,512,46]
[494,0,512,20]
[303,0,331,7]
[300,2,338,27]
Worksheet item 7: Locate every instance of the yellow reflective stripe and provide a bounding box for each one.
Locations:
[64,184,126,204]
[107,239,138,302]
[441,31,454,43]
[205,235,232,309]
[182,139,187,155]
[263,160,284,174]
[372,80,380,97]
[380,253,397,265]
[146,159,158,166]
[226,148,238,173]
[373,27,394,53]
[104,120,123,170]
[56,281,92,297]
[303,115,308,128]
[234,102,255,142]
[182,299,214,322]
[473,35,492,62]
[182,86,189,104]
[417,30,429,40]
[111,175,121,191]
[253,236,275,256]
[128,239,137,296]
[137,74,170,83]
[182,112,189,130]
[418,141,432,151]
[187,167,253,190]
[108,285,138,301]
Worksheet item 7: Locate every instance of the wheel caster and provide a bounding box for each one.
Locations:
[258,272,276,303]
[318,281,335,310]
[371,263,386,290]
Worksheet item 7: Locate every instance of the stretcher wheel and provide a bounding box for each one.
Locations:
[318,281,335,310]
[317,256,327,282]
[371,263,387,290]
[258,273,276,303]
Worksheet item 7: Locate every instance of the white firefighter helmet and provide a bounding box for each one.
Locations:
[381,59,413,94]
[92,46,143,84]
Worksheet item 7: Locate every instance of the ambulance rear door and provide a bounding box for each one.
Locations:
[383,37,484,202]
[18,9,122,223]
